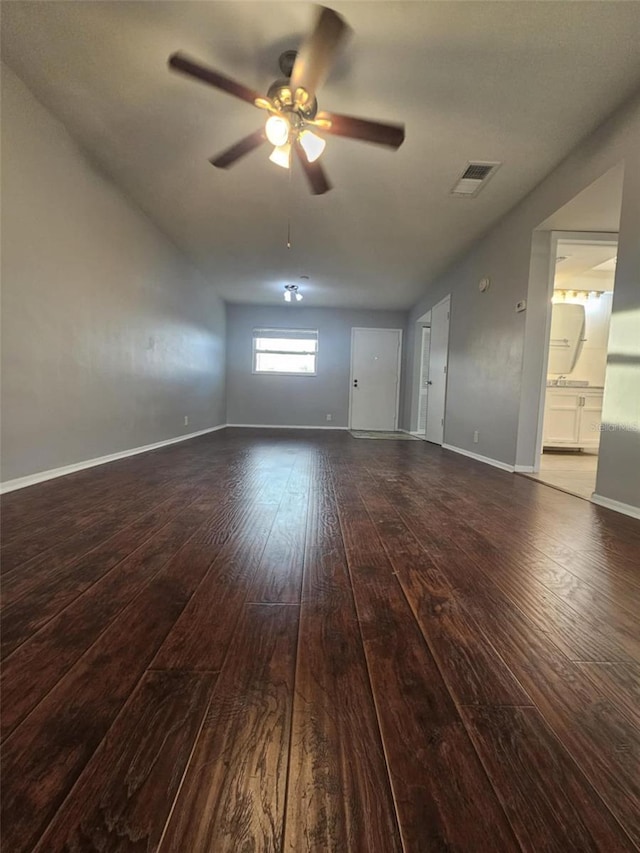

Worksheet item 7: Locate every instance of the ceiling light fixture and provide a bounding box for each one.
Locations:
[264,115,327,170]
[284,283,303,302]
[269,143,292,169]
[299,129,326,163]
[265,115,290,147]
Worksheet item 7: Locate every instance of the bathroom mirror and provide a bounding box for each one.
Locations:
[548,303,586,374]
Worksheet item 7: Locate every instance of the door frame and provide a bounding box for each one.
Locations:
[424,295,451,445]
[348,327,403,430]
[417,325,432,436]
[411,310,432,433]
[533,231,618,473]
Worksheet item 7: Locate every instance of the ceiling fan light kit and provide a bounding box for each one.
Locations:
[168,4,405,194]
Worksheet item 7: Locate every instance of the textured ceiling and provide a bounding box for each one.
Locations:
[3,1,640,309]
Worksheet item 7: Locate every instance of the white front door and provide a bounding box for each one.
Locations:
[425,297,450,444]
[350,328,402,431]
[418,326,431,435]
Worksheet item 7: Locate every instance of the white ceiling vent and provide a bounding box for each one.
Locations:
[451,161,501,197]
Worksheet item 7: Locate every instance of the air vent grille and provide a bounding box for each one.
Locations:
[461,164,494,181]
[451,161,501,197]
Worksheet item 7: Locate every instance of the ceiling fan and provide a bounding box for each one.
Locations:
[168,5,405,195]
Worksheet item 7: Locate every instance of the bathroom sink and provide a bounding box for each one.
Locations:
[547,380,589,387]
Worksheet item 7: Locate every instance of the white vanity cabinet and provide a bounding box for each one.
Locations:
[577,390,604,447]
[543,387,603,449]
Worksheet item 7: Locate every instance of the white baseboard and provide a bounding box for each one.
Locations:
[514,464,536,473]
[591,493,640,520]
[442,443,515,472]
[227,423,348,430]
[0,424,227,494]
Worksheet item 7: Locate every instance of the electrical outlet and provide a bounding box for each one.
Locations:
[184,415,189,426]
[473,430,479,444]
[326,413,332,421]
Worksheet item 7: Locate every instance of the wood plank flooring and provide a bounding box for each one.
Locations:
[1,427,639,852]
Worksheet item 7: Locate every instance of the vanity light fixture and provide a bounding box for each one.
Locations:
[554,288,604,304]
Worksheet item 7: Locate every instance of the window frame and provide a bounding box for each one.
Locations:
[252,328,319,377]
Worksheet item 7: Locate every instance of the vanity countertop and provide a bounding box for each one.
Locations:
[546,382,604,389]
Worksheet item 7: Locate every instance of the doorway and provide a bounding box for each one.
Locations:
[411,296,451,444]
[424,296,451,444]
[349,328,402,431]
[529,234,617,499]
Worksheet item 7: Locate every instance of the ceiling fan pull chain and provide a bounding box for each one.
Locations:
[286,160,293,249]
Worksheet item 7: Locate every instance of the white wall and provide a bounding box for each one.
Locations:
[402,89,640,511]
[226,304,406,428]
[1,66,226,483]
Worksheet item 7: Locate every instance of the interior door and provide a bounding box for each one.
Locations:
[417,326,431,434]
[350,328,402,431]
[425,297,450,444]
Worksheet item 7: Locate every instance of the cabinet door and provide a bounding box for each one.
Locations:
[578,392,603,447]
[543,390,581,445]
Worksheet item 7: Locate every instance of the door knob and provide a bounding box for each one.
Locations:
[427,380,433,385]
[353,379,358,387]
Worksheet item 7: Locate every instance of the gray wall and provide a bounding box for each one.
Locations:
[595,146,640,508]
[402,90,640,510]
[226,304,406,428]
[1,66,226,483]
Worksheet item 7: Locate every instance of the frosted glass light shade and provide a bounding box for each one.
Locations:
[265,115,290,146]
[269,143,291,169]
[299,129,326,163]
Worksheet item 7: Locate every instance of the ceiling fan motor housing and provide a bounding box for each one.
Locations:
[267,78,318,120]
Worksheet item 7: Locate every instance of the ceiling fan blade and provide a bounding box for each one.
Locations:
[210,129,267,169]
[290,6,351,101]
[169,52,263,106]
[294,142,332,195]
[317,111,405,149]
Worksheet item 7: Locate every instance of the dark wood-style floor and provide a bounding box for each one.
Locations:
[1,428,639,852]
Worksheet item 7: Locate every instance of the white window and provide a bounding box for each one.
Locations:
[253,328,318,375]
